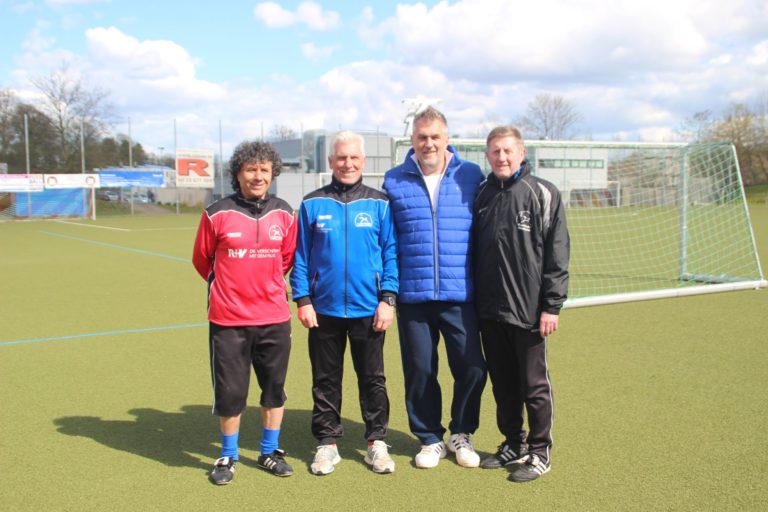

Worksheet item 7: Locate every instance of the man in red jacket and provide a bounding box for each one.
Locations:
[192,140,297,485]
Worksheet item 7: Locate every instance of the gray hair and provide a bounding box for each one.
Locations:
[328,131,365,157]
[413,106,448,129]
[486,126,525,147]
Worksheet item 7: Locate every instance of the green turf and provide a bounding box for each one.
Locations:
[1,209,767,511]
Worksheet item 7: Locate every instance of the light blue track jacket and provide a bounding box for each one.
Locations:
[291,177,398,318]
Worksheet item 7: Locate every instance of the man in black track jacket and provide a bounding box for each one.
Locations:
[472,126,569,483]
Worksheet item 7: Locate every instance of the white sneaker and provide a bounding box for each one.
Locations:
[364,440,395,474]
[311,444,341,475]
[448,433,480,468]
[414,441,446,468]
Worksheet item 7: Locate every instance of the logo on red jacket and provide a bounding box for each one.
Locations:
[269,225,284,241]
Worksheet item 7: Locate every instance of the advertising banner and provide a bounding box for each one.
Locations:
[0,174,44,192]
[97,169,165,188]
[44,173,101,189]
[176,148,215,188]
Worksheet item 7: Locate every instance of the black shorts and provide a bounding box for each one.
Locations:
[209,321,291,416]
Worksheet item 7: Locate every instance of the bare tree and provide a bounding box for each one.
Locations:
[30,64,114,172]
[708,103,768,185]
[517,94,582,140]
[677,110,713,142]
[269,124,297,141]
[0,89,17,156]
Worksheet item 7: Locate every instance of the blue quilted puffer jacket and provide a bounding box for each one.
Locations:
[383,145,483,303]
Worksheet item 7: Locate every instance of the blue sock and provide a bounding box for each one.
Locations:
[260,428,280,455]
[221,432,239,460]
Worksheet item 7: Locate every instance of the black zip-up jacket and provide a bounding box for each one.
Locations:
[472,160,570,329]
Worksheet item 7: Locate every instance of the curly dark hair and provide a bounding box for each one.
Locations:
[229,140,283,194]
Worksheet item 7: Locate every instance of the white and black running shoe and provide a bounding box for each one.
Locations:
[209,457,236,485]
[480,442,528,469]
[257,449,294,477]
[509,453,550,483]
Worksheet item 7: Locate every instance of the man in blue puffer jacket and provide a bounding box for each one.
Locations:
[383,106,487,469]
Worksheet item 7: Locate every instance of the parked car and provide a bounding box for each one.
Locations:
[97,190,119,201]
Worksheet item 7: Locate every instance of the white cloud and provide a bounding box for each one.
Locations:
[375,0,721,84]
[301,43,339,62]
[710,54,733,66]
[12,2,35,14]
[747,40,768,66]
[253,2,295,28]
[297,1,340,30]
[83,27,226,106]
[8,1,768,151]
[22,20,56,52]
[254,1,340,31]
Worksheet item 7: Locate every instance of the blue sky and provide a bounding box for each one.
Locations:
[2,0,768,155]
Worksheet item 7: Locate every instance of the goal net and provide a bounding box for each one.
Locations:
[392,139,767,307]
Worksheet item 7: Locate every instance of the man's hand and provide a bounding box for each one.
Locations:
[539,311,560,337]
[297,304,319,328]
[373,302,394,332]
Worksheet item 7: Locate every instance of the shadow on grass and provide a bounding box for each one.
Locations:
[53,406,418,473]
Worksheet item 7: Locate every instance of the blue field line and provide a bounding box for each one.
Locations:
[0,323,207,346]
[39,230,190,262]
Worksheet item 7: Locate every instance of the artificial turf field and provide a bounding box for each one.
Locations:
[1,207,767,511]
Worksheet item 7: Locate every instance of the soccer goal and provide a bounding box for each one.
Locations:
[392,138,767,307]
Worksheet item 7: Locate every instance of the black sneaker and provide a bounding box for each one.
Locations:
[480,442,528,469]
[209,457,236,485]
[257,449,294,477]
[509,453,550,483]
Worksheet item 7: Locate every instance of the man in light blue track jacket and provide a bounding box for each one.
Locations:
[291,131,399,476]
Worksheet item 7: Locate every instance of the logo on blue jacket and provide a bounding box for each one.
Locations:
[354,212,373,228]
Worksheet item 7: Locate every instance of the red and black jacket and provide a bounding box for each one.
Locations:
[193,193,297,326]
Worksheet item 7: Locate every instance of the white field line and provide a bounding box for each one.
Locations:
[51,220,196,232]
[51,220,129,231]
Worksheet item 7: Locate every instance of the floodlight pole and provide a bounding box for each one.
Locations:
[174,118,179,215]
[219,120,224,198]
[24,113,31,217]
[24,114,30,173]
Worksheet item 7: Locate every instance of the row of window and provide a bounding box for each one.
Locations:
[538,159,605,169]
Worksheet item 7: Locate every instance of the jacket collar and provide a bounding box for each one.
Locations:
[403,144,461,176]
[330,175,363,193]
[234,192,269,213]
[487,160,531,189]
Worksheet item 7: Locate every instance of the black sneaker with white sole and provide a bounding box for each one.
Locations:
[480,442,528,469]
[509,453,550,483]
[257,449,294,477]
[209,457,236,485]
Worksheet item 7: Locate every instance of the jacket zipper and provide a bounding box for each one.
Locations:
[344,192,348,318]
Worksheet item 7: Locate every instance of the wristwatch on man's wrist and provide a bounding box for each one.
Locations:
[381,295,396,307]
